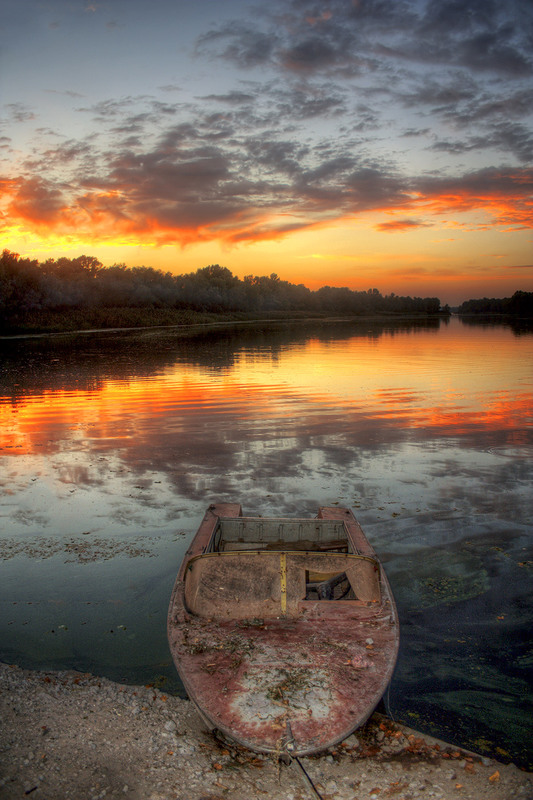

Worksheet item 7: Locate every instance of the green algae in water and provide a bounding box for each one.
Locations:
[391,549,489,609]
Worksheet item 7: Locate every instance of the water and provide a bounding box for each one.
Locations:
[1,316,532,767]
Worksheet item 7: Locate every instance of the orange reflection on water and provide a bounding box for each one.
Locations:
[0,372,288,457]
[1,334,531,459]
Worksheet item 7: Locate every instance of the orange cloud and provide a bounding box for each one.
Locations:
[2,154,532,271]
[415,168,533,228]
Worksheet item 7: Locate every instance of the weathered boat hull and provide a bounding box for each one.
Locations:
[167,504,399,756]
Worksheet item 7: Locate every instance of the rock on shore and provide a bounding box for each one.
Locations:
[0,662,530,800]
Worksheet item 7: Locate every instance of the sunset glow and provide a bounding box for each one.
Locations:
[2,0,532,305]
[2,322,529,460]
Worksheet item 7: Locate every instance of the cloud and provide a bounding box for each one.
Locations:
[385,0,532,76]
[415,167,533,227]
[375,218,431,232]
[431,120,533,164]
[5,103,37,124]
[2,0,532,253]
[5,93,530,249]
[77,96,152,121]
[196,23,276,68]
[276,84,348,119]
[3,61,532,252]
[7,177,66,225]
[280,33,354,74]
[399,76,479,113]
[191,0,533,177]
[45,89,85,99]
[199,0,532,80]
[201,90,256,105]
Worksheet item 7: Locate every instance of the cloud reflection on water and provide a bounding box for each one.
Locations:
[0,318,532,765]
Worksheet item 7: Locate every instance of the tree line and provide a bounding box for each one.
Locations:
[1,250,445,327]
[457,291,533,316]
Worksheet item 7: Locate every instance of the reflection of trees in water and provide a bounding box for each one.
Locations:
[458,315,533,336]
[1,318,443,401]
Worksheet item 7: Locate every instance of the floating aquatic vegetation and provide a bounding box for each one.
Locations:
[390,549,489,609]
[0,535,158,562]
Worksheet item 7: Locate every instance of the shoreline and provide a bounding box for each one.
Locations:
[0,310,450,338]
[1,662,530,800]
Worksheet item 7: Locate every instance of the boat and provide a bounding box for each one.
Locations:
[167,503,399,757]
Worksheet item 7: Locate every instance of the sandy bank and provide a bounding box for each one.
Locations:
[0,662,530,800]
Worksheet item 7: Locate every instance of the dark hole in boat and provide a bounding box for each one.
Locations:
[305,570,354,600]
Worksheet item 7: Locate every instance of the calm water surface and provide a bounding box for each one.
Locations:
[1,317,532,766]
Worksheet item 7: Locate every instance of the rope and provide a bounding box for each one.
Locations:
[288,756,325,800]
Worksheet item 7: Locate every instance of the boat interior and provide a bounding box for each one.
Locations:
[212,517,352,553]
[183,517,382,620]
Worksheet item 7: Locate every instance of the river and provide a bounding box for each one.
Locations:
[1,315,532,767]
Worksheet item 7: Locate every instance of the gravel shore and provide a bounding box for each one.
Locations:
[0,662,530,800]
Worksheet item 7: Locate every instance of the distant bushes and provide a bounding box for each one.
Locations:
[1,250,447,332]
[457,291,533,316]
[2,306,230,333]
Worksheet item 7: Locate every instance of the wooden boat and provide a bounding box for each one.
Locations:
[167,503,399,757]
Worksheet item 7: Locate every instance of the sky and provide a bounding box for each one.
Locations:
[1,0,532,305]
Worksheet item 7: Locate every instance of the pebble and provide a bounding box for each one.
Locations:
[2,662,532,800]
